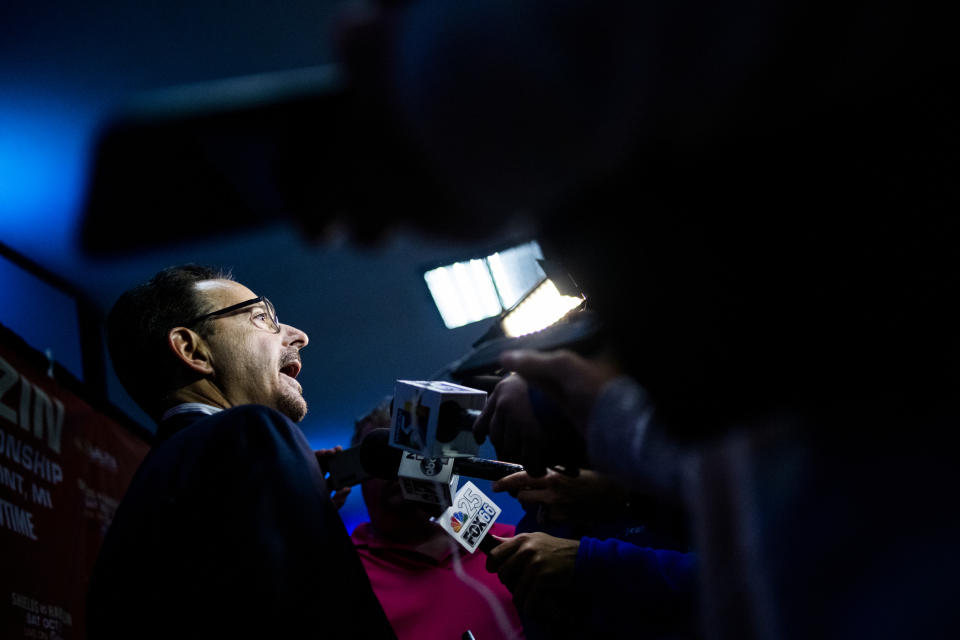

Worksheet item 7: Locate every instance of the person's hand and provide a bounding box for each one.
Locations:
[499,349,618,433]
[314,446,352,509]
[473,349,619,475]
[492,468,630,526]
[472,373,540,465]
[485,532,580,620]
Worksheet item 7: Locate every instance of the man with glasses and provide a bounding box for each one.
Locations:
[86,265,396,639]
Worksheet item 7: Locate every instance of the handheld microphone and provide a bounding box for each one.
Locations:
[398,451,459,509]
[321,428,397,490]
[451,456,524,482]
[478,535,501,554]
[390,380,487,459]
[322,428,525,490]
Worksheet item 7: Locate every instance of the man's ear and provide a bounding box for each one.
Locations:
[167,327,214,375]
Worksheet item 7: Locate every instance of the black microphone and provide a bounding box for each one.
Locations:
[477,535,502,554]
[321,428,398,490]
[436,401,481,444]
[451,456,524,482]
[357,427,402,480]
[322,428,524,490]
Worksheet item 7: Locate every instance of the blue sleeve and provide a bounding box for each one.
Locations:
[576,536,698,634]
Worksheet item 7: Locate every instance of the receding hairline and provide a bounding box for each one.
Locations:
[190,278,259,314]
[194,278,247,293]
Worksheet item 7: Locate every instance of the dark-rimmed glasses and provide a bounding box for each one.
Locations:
[186,296,281,333]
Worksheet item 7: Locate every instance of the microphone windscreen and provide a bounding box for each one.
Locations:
[358,428,403,479]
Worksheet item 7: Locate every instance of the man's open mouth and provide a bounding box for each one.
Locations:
[279,354,301,378]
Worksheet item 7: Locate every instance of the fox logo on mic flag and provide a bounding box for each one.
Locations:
[435,482,502,553]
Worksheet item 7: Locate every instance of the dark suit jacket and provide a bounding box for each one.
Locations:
[86,405,396,638]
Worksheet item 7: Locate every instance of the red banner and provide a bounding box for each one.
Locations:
[1,327,150,639]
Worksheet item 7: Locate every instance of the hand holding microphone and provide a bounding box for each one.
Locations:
[314,445,352,508]
[319,428,526,489]
[484,531,581,620]
[492,467,631,527]
[473,349,619,477]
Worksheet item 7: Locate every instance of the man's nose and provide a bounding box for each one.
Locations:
[281,323,309,349]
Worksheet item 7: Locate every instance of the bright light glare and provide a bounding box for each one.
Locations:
[424,261,502,329]
[487,241,545,308]
[465,259,502,319]
[501,279,584,338]
[424,267,464,328]
[423,240,550,329]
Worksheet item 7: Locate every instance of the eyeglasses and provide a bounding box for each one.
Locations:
[186,296,281,334]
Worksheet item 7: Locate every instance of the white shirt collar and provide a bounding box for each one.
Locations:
[161,402,224,422]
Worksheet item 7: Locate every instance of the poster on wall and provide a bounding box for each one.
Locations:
[1,325,150,639]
